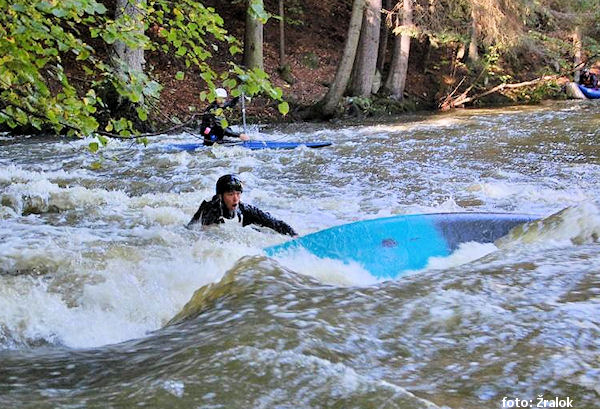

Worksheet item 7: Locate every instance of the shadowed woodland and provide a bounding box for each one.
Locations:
[1,0,600,142]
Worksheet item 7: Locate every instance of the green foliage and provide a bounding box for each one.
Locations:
[231,0,273,23]
[345,96,372,114]
[482,45,513,81]
[283,0,305,27]
[0,0,104,136]
[278,102,290,116]
[223,64,287,115]
[0,0,286,142]
[249,0,271,24]
[530,80,564,102]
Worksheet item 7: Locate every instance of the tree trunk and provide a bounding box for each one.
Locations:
[279,0,285,67]
[311,0,366,118]
[113,0,145,73]
[376,0,392,72]
[350,0,382,97]
[277,0,293,83]
[468,9,479,62]
[244,0,264,70]
[383,0,412,100]
[573,26,582,82]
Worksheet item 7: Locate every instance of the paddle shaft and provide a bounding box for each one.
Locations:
[241,91,248,134]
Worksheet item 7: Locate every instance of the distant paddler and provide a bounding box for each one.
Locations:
[579,68,599,89]
[200,88,250,146]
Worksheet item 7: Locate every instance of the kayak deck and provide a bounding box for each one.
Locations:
[166,140,332,151]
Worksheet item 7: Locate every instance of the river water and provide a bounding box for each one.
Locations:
[1,101,599,408]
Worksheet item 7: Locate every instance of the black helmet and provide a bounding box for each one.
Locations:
[216,174,243,195]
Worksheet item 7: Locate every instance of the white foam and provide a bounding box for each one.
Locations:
[272,248,381,286]
[0,235,257,348]
[0,205,17,219]
[497,203,600,250]
[424,242,498,271]
[468,180,588,206]
[1,176,131,215]
[141,205,189,226]
[0,164,83,184]
[3,105,600,353]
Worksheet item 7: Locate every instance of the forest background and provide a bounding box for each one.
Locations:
[1,0,600,147]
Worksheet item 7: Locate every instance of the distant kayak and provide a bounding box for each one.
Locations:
[577,84,600,99]
[165,140,332,151]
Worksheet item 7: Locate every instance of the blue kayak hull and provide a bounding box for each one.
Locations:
[264,212,538,279]
[166,141,332,151]
[577,84,600,99]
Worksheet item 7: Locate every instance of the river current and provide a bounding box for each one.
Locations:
[1,101,599,408]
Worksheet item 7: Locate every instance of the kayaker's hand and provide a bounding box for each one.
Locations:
[239,133,250,141]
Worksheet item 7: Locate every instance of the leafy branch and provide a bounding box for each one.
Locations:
[0,0,288,147]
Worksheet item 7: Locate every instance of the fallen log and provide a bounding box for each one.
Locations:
[439,74,561,111]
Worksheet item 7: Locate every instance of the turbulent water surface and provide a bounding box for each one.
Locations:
[1,101,600,408]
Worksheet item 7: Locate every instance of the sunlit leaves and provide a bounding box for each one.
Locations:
[278,101,289,115]
[0,0,287,144]
[136,106,148,121]
[1,0,117,137]
[107,117,133,135]
[222,78,237,89]
[229,44,243,55]
[249,0,271,24]
[143,80,162,97]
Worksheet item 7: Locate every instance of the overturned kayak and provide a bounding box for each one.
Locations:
[165,140,332,151]
[265,212,538,279]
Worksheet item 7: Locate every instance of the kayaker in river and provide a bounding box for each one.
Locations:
[200,88,250,146]
[187,174,297,236]
[579,68,598,89]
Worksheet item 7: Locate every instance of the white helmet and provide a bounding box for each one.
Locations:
[215,88,227,99]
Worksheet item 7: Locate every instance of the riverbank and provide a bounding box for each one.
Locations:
[150,0,574,128]
[0,0,581,138]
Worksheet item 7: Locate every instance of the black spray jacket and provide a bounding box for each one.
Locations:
[188,194,297,236]
[200,97,242,145]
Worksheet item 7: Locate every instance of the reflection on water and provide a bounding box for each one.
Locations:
[1,101,600,408]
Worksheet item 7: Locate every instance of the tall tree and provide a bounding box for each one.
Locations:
[467,8,480,62]
[573,26,583,82]
[108,0,147,129]
[350,0,382,97]
[383,0,412,100]
[377,0,393,72]
[310,0,366,118]
[279,0,286,67]
[113,0,145,73]
[244,0,265,70]
[277,0,294,83]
